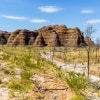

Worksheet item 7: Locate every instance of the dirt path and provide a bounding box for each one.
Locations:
[41,52,100,82]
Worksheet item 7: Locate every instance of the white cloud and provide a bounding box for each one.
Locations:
[80,9,94,14]
[87,19,100,24]
[38,6,61,13]
[0,15,47,24]
[0,15,27,20]
[31,19,47,23]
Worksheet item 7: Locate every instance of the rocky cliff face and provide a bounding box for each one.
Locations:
[7,29,38,46]
[34,25,86,47]
[0,31,10,44]
[0,25,94,47]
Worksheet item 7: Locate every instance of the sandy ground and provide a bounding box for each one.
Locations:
[41,52,100,82]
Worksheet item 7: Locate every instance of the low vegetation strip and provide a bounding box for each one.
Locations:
[0,46,100,100]
[0,46,74,100]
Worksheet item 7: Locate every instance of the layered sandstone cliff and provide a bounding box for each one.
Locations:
[34,25,86,47]
[0,25,94,47]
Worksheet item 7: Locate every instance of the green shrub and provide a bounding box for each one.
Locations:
[8,79,33,92]
[8,79,22,91]
[70,93,87,100]
[2,68,15,75]
[66,71,87,90]
[3,54,10,60]
[21,70,33,80]
[0,78,2,84]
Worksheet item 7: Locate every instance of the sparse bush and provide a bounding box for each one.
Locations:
[70,93,87,100]
[8,79,22,91]
[0,78,2,84]
[2,68,15,75]
[21,70,33,80]
[66,71,87,90]
[8,78,33,92]
[3,54,10,60]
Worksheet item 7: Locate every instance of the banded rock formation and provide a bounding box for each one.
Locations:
[7,29,38,46]
[0,25,94,47]
[0,31,10,44]
[35,25,86,47]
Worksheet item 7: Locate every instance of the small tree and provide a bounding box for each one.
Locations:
[95,38,100,63]
[62,32,68,65]
[85,24,96,80]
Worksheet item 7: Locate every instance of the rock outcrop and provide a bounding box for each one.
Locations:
[35,25,86,47]
[7,30,38,46]
[0,31,10,44]
[31,73,73,100]
[0,25,94,47]
[84,37,95,46]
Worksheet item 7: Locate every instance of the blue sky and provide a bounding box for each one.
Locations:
[0,0,100,41]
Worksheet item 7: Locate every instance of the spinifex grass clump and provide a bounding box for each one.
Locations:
[0,78,2,84]
[2,68,15,75]
[21,70,33,80]
[8,78,33,92]
[70,93,87,100]
[66,71,87,90]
